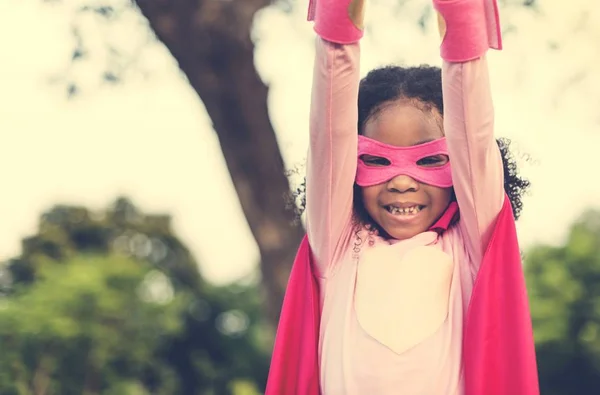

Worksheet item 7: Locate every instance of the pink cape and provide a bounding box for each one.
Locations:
[265,196,539,394]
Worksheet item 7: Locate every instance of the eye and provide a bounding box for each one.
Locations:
[359,155,391,167]
[417,155,449,167]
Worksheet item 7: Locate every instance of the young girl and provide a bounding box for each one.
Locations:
[267,0,539,394]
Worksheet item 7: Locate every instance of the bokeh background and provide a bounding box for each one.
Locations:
[1,0,599,394]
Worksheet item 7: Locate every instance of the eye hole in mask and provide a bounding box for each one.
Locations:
[359,155,391,167]
[416,154,449,167]
[359,154,450,168]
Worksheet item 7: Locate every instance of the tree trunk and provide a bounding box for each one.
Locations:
[135,0,304,325]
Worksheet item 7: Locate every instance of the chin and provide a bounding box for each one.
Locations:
[384,226,424,241]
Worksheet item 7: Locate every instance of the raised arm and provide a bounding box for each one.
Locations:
[305,1,364,275]
[435,0,505,266]
[443,59,504,265]
[306,40,360,275]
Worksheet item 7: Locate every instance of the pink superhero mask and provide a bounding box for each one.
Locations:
[356,135,454,188]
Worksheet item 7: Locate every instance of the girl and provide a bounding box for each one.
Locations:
[267,0,539,394]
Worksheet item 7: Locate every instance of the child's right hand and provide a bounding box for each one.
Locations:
[308,0,366,44]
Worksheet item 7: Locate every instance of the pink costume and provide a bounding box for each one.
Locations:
[266,0,539,394]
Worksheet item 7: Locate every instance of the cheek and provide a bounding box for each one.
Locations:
[427,186,453,208]
[361,186,380,210]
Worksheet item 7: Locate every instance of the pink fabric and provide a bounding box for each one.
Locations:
[266,202,458,395]
[308,0,364,44]
[464,196,540,394]
[265,236,321,395]
[434,0,503,62]
[266,197,539,395]
[265,203,458,395]
[431,200,459,231]
[356,135,453,188]
[318,208,466,394]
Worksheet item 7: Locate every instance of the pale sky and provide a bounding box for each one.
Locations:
[1,0,599,284]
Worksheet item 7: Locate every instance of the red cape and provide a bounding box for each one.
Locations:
[266,196,539,394]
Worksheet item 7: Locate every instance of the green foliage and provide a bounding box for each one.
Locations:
[526,209,600,394]
[0,255,184,395]
[7,197,201,292]
[0,197,270,395]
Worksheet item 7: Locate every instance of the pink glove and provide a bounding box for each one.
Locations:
[307,0,365,44]
[433,0,502,62]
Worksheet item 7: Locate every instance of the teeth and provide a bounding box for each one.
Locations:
[388,205,422,215]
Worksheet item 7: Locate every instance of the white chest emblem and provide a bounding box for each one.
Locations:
[355,244,454,354]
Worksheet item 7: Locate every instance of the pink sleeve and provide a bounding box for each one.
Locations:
[305,38,360,276]
[442,57,505,269]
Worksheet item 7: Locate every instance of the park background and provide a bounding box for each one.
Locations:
[0,0,599,393]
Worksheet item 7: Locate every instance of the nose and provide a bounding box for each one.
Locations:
[386,174,419,193]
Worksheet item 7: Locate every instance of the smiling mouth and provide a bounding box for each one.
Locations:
[384,204,425,216]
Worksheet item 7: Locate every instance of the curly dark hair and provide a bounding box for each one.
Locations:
[288,65,530,228]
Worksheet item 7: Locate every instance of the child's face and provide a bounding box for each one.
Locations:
[361,101,453,240]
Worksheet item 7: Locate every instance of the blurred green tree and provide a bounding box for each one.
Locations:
[526,210,600,394]
[0,254,184,395]
[0,198,270,394]
[7,197,200,291]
